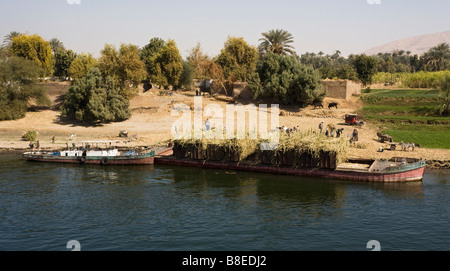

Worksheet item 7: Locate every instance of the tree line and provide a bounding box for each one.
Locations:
[2,29,450,122]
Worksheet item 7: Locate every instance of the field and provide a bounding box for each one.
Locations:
[358,88,450,149]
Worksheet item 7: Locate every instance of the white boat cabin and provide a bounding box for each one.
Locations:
[61,141,121,157]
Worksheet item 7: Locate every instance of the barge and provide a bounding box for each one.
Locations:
[155,148,426,182]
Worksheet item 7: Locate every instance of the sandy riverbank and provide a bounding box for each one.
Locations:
[1,82,449,168]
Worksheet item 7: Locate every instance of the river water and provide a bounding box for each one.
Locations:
[0,153,448,251]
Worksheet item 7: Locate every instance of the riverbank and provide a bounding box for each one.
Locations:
[1,81,449,169]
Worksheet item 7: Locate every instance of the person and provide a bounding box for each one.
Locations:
[352,129,359,142]
[325,128,329,137]
[378,146,384,152]
[52,136,55,144]
[318,122,323,134]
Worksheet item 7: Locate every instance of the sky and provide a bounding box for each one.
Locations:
[1,0,449,58]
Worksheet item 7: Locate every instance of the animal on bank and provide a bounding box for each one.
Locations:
[328,102,338,109]
[313,102,324,109]
[401,142,420,151]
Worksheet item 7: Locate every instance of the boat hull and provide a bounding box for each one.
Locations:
[154,155,426,182]
[23,152,155,165]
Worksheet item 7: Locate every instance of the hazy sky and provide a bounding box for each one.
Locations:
[1,0,449,58]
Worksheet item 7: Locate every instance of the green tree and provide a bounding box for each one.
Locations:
[438,75,450,116]
[117,43,147,90]
[61,68,131,123]
[54,49,77,79]
[49,38,65,53]
[422,43,450,71]
[215,36,258,82]
[158,39,183,88]
[99,43,147,98]
[99,44,119,80]
[9,34,54,77]
[141,38,183,88]
[68,53,98,79]
[258,29,295,56]
[141,37,166,86]
[352,54,378,88]
[2,31,21,49]
[177,60,195,90]
[0,56,50,120]
[248,52,325,105]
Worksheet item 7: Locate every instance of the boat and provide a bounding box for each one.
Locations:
[154,148,426,182]
[23,141,155,165]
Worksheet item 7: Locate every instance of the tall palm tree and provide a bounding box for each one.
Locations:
[258,29,295,56]
[423,43,450,71]
[49,38,65,53]
[2,31,21,48]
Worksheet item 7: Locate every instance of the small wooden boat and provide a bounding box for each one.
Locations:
[23,141,155,165]
[155,148,426,182]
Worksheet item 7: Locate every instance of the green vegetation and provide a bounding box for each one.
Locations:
[438,75,450,116]
[21,131,37,142]
[0,57,50,120]
[215,36,259,82]
[99,43,146,99]
[60,68,131,123]
[353,54,378,89]
[359,88,450,149]
[140,38,183,89]
[248,52,325,105]
[68,53,98,79]
[382,125,450,149]
[9,33,54,77]
[373,70,450,88]
[54,49,77,79]
[258,29,295,56]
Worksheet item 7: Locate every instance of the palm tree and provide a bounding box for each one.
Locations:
[258,29,295,56]
[49,38,65,53]
[423,43,450,71]
[2,31,21,48]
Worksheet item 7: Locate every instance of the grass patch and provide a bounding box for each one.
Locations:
[360,88,450,149]
[383,124,450,149]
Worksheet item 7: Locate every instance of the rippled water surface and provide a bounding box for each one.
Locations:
[0,153,448,251]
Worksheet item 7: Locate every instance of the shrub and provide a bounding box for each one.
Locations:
[22,131,37,141]
[61,68,131,123]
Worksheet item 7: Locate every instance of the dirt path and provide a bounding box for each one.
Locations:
[1,82,449,162]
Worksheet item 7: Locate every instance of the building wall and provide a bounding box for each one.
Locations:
[321,79,361,100]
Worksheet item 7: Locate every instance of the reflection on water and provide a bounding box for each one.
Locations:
[0,153,448,251]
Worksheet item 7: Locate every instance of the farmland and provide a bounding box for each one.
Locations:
[359,88,450,149]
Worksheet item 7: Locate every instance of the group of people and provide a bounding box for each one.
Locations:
[279,125,300,135]
[318,121,359,143]
[29,136,57,150]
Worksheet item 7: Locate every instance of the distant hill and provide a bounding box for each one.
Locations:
[364,30,450,56]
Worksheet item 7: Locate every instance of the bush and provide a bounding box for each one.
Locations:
[22,131,37,141]
[248,52,325,105]
[373,71,450,88]
[61,68,131,123]
[0,56,50,120]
